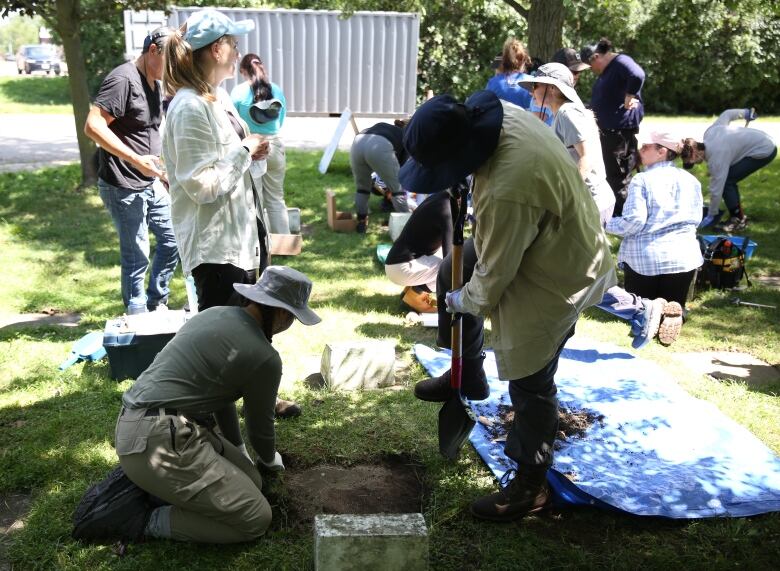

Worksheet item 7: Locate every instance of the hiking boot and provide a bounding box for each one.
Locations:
[356,215,368,234]
[414,353,489,402]
[631,297,666,350]
[657,301,683,346]
[275,398,302,419]
[715,215,748,233]
[471,466,550,522]
[402,287,437,313]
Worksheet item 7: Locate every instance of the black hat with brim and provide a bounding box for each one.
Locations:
[399,90,504,193]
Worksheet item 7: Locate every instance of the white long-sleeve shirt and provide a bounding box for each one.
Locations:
[703,109,776,214]
[163,87,259,274]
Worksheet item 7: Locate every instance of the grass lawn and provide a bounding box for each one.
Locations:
[1,149,779,570]
[0,76,72,114]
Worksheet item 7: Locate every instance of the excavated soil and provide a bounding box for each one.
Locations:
[283,457,424,524]
[478,403,604,450]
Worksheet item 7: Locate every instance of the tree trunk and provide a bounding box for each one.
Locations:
[53,0,97,187]
[527,0,564,62]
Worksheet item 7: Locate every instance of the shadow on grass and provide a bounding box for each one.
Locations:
[0,76,71,106]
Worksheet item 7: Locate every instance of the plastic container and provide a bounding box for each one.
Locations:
[103,310,186,380]
[700,235,757,261]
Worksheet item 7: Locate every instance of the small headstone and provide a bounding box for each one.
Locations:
[388,212,412,241]
[314,513,428,571]
[321,341,396,390]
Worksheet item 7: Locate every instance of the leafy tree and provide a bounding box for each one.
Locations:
[0,12,42,55]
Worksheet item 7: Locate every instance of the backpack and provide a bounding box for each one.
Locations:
[698,236,751,290]
[72,465,150,543]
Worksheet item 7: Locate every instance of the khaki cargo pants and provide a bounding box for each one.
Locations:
[115,407,271,543]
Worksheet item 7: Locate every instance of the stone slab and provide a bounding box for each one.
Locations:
[674,351,780,388]
[314,513,428,571]
[321,341,395,390]
[0,312,81,331]
[388,212,412,242]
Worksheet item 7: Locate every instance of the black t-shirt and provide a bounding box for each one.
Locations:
[386,191,453,265]
[363,122,408,166]
[94,61,162,190]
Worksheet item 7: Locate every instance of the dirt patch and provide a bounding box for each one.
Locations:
[0,493,33,570]
[283,457,424,524]
[478,403,604,450]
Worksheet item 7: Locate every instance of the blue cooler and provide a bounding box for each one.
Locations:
[103,310,188,380]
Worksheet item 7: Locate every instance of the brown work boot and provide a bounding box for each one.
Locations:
[402,287,437,313]
[275,398,302,419]
[657,301,683,346]
[470,466,550,522]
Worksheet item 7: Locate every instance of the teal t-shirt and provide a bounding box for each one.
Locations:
[231,81,287,136]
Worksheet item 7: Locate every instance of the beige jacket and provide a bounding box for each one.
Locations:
[460,101,617,379]
[163,87,259,274]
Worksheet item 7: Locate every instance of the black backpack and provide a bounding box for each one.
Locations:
[698,236,751,290]
[72,465,150,543]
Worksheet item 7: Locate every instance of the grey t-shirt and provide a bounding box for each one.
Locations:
[94,61,162,190]
[553,102,616,215]
[122,306,281,464]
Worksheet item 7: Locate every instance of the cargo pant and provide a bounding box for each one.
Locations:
[115,407,271,543]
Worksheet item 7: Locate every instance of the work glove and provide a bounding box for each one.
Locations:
[237,443,253,463]
[444,288,466,314]
[257,450,285,473]
[699,214,716,228]
[744,108,758,123]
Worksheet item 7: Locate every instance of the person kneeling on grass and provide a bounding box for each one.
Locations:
[385,190,453,313]
[112,266,320,543]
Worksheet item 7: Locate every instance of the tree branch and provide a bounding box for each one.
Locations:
[501,0,529,20]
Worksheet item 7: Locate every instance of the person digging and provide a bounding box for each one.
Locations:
[400,91,615,521]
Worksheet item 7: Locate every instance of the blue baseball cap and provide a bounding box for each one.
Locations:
[184,9,255,51]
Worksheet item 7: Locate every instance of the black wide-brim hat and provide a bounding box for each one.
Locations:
[399,90,504,193]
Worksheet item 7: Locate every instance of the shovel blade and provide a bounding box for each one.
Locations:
[438,394,476,460]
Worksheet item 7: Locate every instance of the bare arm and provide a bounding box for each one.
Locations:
[83,105,164,179]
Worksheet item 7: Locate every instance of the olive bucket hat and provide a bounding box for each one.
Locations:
[234,266,321,325]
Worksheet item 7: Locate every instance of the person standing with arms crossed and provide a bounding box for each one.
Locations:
[580,37,645,217]
[84,27,179,314]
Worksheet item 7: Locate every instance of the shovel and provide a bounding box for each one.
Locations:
[438,180,477,460]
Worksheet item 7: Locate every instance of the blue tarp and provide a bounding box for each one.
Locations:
[414,339,780,518]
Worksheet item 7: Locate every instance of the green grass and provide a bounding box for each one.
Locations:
[0,76,72,114]
[1,151,779,569]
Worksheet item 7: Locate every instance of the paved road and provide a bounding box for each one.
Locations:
[1,108,777,173]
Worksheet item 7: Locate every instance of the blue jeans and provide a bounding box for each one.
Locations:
[723,147,777,214]
[99,179,179,313]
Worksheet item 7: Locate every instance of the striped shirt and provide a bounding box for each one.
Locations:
[606,161,703,276]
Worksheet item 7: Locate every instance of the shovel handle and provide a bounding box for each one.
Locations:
[451,242,463,391]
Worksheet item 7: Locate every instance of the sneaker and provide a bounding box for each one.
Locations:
[657,301,683,346]
[402,288,437,313]
[275,398,302,419]
[632,298,666,350]
[470,467,550,522]
[715,215,748,233]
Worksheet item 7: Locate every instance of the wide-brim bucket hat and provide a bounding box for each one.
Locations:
[519,63,583,107]
[399,90,504,193]
[234,266,321,326]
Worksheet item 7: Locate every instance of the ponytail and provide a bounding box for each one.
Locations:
[239,53,273,103]
[500,37,531,74]
[164,25,217,102]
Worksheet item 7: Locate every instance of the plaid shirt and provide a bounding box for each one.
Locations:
[606,161,703,276]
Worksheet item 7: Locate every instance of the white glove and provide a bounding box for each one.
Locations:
[444,288,467,314]
[257,450,285,472]
[237,443,253,463]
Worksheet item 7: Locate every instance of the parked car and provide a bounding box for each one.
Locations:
[16,44,61,75]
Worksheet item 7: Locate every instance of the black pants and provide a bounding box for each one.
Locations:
[191,264,257,311]
[600,128,639,217]
[504,326,575,469]
[623,264,696,308]
[435,238,484,360]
